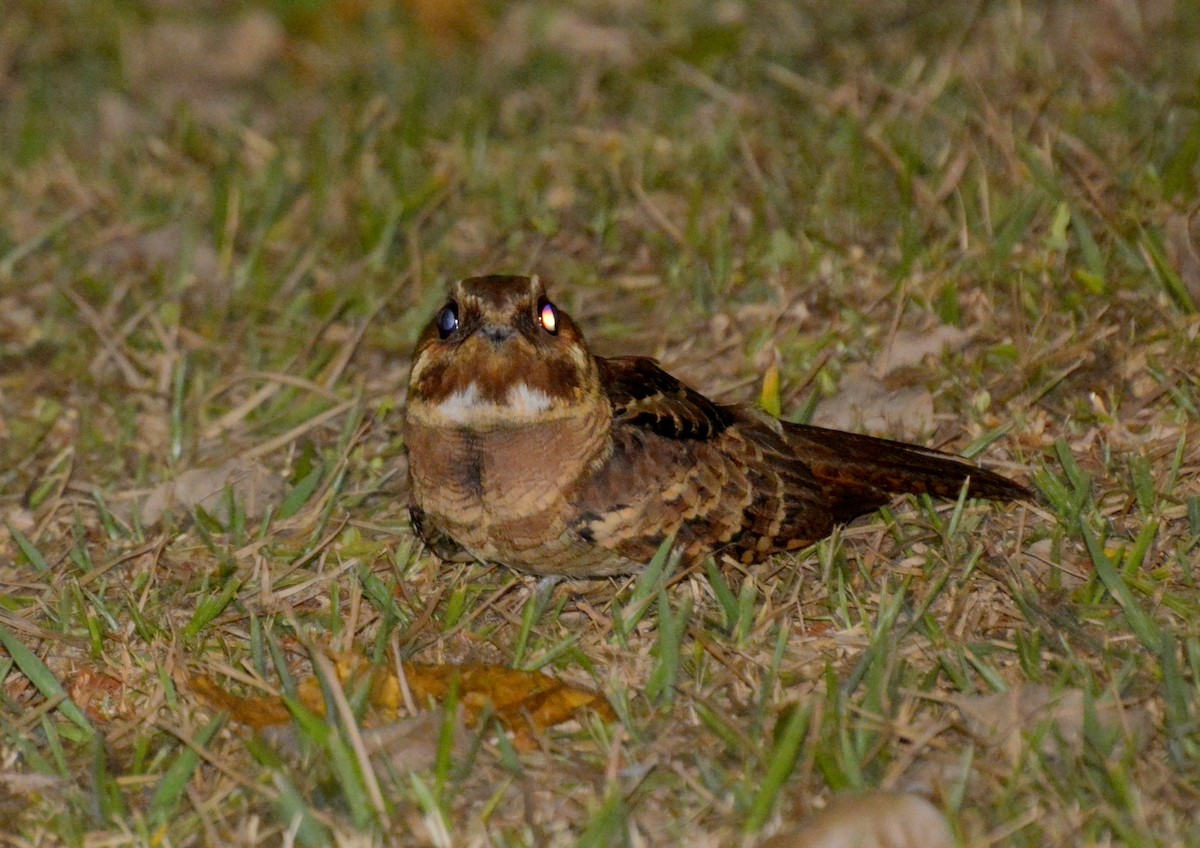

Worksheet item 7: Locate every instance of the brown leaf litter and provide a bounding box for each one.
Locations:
[955,683,1150,763]
[123,459,286,526]
[812,322,972,436]
[192,651,615,753]
[760,790,953,848]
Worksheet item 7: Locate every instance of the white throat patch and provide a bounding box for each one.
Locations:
[506,383,553,415]
[430,382,554,424]
[434,383,483,421]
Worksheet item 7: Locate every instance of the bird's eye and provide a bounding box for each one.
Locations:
[436,302,459,339]
[538,299,558,335]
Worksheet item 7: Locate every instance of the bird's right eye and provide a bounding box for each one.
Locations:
[436,302,459,339]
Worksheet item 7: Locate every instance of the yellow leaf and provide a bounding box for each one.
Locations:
[760,360,782,418]
[193,653,614,748]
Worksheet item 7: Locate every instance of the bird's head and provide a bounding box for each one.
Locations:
[406,275,603,429]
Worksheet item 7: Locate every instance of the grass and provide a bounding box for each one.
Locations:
[2,0,1200,844]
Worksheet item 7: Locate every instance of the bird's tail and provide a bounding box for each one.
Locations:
[781,422,1029,524]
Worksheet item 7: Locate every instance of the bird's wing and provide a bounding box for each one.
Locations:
[587,356,834,565]
[595,355,735,440]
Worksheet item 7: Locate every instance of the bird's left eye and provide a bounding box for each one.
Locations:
[436,302,459,339]
[538,299,558,335]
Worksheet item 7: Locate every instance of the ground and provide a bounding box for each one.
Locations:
[2,1,1200,845]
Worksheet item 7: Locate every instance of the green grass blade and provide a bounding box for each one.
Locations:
[744,702,811,833]
[577,789,631,848]
[149,714,225,830]
[0,622,95,738]
[183,574,241,640]
[1080,522,1161,649]
[8,526,50,573]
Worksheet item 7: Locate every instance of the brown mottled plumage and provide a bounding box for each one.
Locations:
[403,275,1028,577]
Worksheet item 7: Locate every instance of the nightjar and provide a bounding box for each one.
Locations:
[403,275,1027,577]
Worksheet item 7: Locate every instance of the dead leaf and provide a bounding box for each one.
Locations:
[217,12,287,81]
[126,11,285,87]
[67,667,130,723]
[0,771,66,835]
[362,708,470,774]
[191,676,293,731]
[874,325,972,375]
[317,654,617,746]
[490,7,635,70]
[0,772,63,795]
[2,508,34,536]
[193,653,615,751]
[543,11,635,66]
[1021,538,1089,590]
[137,459,286,526]
[254,706,471,776]
[91,221,227,311]
[812,364,935,437]
[761,791,953,848]
[815,321,974,435]
[0,297,41,355]
[955,684,1150,763]
[123,11,285,122]
[92,222,221,283]
[96,90,145,145]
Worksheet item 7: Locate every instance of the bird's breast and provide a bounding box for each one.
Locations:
[405,398,611,563]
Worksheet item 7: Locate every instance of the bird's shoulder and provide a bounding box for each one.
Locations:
[595,355,736,440]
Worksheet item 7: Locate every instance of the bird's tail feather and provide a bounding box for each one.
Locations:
[781,422,1028,524]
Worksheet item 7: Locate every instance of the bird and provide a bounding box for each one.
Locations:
[403,274,1028,577]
